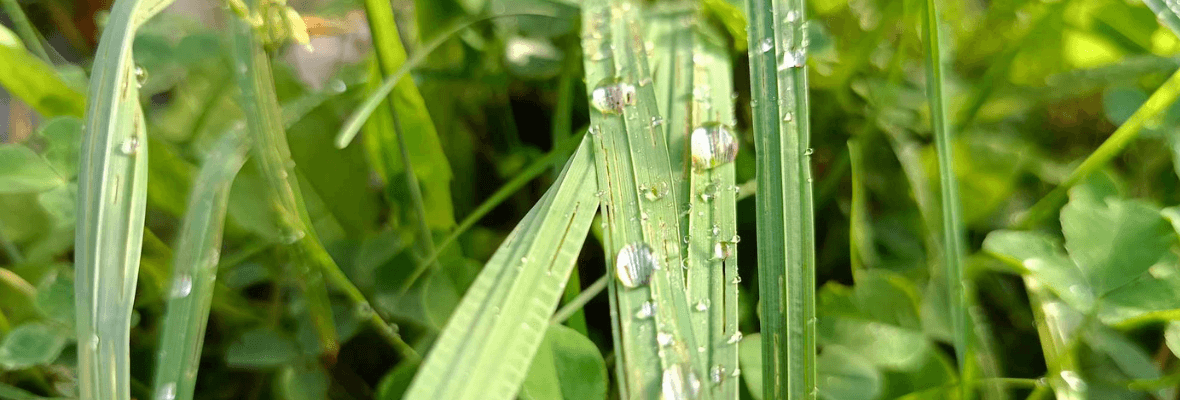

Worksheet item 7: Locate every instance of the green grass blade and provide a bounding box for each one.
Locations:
[402,136,599,400]
[0,25,84,118]
[1142,0,1180,38]
[0,0,50,62]
[151,129,249,400]
[1018,68,1180,228]
[230,13,340,358]
[74,0,173,397]
[648,6,741,399]
[581,0,707,397]
[744,0,815,396]
[922,0,971,395]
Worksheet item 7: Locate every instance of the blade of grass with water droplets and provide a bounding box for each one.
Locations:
[922,0,971,395]
[402,136,598,400]
[74,0,172,396]
[648,6,740,399]
[230,11,416,361]
[744,0,815,397]
[581,0,706,398]
[1142,0,1180,38]
[151,129,249,400]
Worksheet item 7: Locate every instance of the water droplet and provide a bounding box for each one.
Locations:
[90,334,100,350]
[682,235,691,244]
[120,136,140,155]
[726,331,743,344]
[714,241,734,260]
[644,181,669,201]
[778,48,806,71]
[710,365,726,383]
[170,274,192,298]
[329,80,347,93]
[785,10,800,23]
[284,229,306,244]
[657,332,674,346]
[711,225,721,237]
[635,301,656,319]
[694,299,710,312]
[690,123,739,171]
[355,303,374,319]
[731,275,742,284]
[134,66,148,88]
[590,78,637,114]
[730,235,741,243]
[588,125,601,136]
[803,148,814,156]
[662,364,702,400]
[651,116,665,128]
[782,112,795,122]
[156,382,176,400]
[616,242,658,288]
[758,38,773,53]
[731,367,741,377]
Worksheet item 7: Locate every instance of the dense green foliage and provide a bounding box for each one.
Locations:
[6,0,1180,398]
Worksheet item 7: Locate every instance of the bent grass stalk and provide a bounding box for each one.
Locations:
[151,129,249,400]
[74,0,172,396]
[402,136,598,400]
[744,0,815,396]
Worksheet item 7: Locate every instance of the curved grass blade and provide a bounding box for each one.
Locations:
[581,0,707,397]
[744,0,815,396]
[151,129,249,400]
[648,6,741,399]
[402,136,598,400]
[230,9,415,361]
[922,0,972,395]
[74,0,174,397]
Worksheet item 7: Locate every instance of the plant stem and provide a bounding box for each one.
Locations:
[551,275,608,324]
[0,0,50,62]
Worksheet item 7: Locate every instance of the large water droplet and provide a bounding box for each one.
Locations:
[714,241,734,260]
[726,331,743,344]
[156,382,176,400]
[778,48,806,71]
[662,364,702,400]
[785,10,800,23]
[120,135,140,155]
[690,123,738,171]
[657,332,674,346]
[170,274,192,298]
[758,38,773,53]
[134,66,148,88]
[644,181,669,201]
[616,242,658,288]
[710,365,727,383]
[590,78,637,115]
[694,299,710,312]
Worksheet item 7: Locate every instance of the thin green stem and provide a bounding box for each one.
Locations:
[1018,68,1180,228]
[551,275,607,325]
[0,0,50,62]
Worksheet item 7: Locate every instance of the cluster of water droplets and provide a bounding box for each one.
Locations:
[616,242,659,288]
[689,123,739,171]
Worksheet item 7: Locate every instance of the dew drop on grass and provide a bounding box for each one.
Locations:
[616,242,658,288]
[590,78,637,114]
[1059,370,1086,391]
[643,181,669,201]
[651,115,665,128]
[157,382,176,400]
[726,331,743,344]
[714,241,734,260]
[779,48,806,70]
[710,365,726,384]
[635,301,656,319]
[694,299,710,312]
[134,66,148,88]
[662,364,702,400]
[328,80,347,93]
[782,111,795,122]
[120,135,140,155]
[657,332,674,346]
[804,147,815,156]
[170,274,192,298]
[758,38,773,53]
[785,10,800,23]
[690,123,738,171]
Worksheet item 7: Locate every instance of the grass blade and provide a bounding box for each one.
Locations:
[922,0,971,395]
[0,0,49,63]
[581,0,707,397]
[1142,0,1180,38]
[648,6,741,399]
[151,129,249,400]
[744,0,815,396]
[229,10,416,361]
[402,136,599,400]
[74,0,172,397]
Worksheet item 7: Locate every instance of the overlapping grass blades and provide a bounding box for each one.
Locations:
[230,9,415,360]
[402,136,598,400]
[151,129,249,400]
[922,0,972,395]
[74,0,171,396]
[743,0,815,397]
[581,0,706,397]
[648,6,740,399]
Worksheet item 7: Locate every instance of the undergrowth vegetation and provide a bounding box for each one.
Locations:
[5,0,1180,398]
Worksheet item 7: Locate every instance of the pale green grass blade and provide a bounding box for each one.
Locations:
[402,136,598,400]
[581,0,706,397]
[744,0,815,396]
[151,129,249,400]
[0,25,84,118]
[649,6,741,399]
[922,0,971,395]
[74,0,174,397]
[229,10,416,360]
